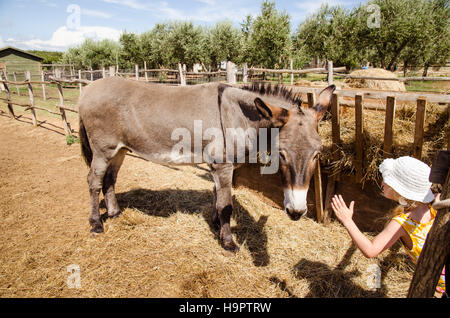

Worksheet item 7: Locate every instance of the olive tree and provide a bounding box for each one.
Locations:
[241,1,292,69]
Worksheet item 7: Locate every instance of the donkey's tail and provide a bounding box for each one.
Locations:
[79,118,93,167]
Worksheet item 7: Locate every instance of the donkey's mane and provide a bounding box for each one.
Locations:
[241,82,303,110]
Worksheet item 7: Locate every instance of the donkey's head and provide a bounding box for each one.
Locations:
[254,85,335,221]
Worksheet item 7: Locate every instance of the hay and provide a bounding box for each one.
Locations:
[318,102,448,185]
[294,79,350,90]
[344,68,406,91]
[294,79,315,87]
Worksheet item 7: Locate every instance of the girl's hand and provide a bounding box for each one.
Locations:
[331,194,355,225]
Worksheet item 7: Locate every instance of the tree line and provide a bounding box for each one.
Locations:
[60,0,449,74]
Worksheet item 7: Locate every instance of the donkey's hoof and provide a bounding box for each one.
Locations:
[90,224,104,234]
[222,240,239,253]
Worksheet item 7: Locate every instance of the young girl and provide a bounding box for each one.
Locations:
[331,156,445,296]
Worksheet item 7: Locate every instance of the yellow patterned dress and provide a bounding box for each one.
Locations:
[393,205,446,294]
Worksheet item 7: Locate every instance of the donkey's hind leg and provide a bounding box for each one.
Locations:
[102,149,127,218]
[88,155,109,233]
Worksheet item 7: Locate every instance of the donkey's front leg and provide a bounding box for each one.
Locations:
[210,163,238,252]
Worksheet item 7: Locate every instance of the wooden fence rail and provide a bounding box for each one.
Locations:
[334,73,450,82]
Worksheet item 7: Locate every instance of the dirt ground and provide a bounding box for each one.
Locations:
[0,109,415,298]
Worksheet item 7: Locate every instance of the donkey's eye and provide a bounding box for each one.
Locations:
[313,152,320,160]
[279,152,287,162]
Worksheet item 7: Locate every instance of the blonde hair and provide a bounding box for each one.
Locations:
[381,189,419,228]
[391,194,418,217]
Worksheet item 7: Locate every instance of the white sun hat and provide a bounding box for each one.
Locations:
[379,156,434,203]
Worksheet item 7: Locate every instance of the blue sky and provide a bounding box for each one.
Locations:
[0,0,362,52]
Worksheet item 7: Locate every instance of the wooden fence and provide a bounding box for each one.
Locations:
[309,91,450,224]
[0,70,89,136]
[1,63,449,225]
[6,59,450,89]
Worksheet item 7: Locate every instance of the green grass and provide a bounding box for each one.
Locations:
[404,80,449,93]
[66,134,80,145]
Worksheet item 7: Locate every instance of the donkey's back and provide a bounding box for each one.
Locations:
[78,77,223,163]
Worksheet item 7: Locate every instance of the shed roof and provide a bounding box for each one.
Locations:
[0,46,44,62]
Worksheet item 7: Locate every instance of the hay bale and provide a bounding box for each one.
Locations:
[294,79,314,86]
[344,68,406,91]
[294,79,350,90]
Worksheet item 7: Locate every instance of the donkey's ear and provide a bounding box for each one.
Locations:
[312,85,336,121]
[254,97,273,119]
[254,97,289,127]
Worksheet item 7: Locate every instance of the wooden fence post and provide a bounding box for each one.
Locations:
[135,64,139,81]
[309,90,323,222]
[243,63,248,84]
[41,71,46,100]
[290,58,294,85]
[328,60,334,85]
[227,61,236,84]
[278,71,283,84]
[321,93,340,225]
[90,71,93,82]
[447,104,450,150]
[57,82,72,136]
[178,63,186,86]
[2,76,15,118]
[314,160,324,223]
[355,95,364,183]
[413,98,427,160]
[102,67,106,78]
[307,92,316,108]
[55,68,61,79]
[109,66,115,77]
[13,72,20,96]
[25,71,37,127]
[78,70,82,96]
[383,96,396,158]
[144,61,148,82]
[331,93,341,163]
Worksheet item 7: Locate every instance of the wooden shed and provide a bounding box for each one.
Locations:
[0,46,44,77]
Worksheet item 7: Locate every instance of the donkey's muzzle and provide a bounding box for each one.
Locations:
[283,188,308,221]
[285,208,307,221]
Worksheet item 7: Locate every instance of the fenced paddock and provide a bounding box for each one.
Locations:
[0,63,448,298]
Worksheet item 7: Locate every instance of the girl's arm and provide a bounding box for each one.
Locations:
[331,195,406,258]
